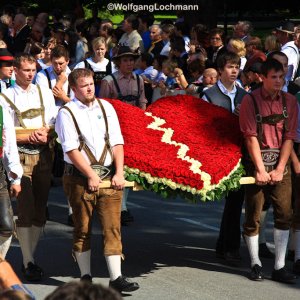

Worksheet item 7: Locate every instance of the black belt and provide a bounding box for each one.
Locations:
[64,162,85,178]
[64,162,114,179]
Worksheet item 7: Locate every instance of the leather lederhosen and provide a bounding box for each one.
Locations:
[61,99,114,180]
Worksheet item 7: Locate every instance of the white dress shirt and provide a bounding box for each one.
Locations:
[0,83,57,127]
[74,57,110,72]
[2,107,23,184]
[281,41,300,81]
[35,65,73,107]
[55,98,124,166]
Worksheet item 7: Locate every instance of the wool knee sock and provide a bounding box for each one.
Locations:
[16,227,34,266]
[288,229,295,251]
[274,228,289,270]
[121,188,129,212]
[0,235,12,259]
[105,255,121,281]
[294,230,300,261]
[75,250,91,277]
[30,226,42,256]
[258,210,268,244]
[244,234,261,267]
[68,201,73,215]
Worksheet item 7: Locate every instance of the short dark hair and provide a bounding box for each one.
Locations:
[68,68,94,87]
[174,21,190,36]
[125,14,139,30]
[44,281,122,300]
[137,12,154,27]
[14,53,36,68]
[216,51,241,70]
[140,52,154,67]
[50,44,69,60]
[188,59,205,75]
[267,50,288,62]
[170,36,185,53]
[246,36,263,50]
[261,58,284,77]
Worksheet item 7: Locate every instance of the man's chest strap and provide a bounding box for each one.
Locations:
[59,99,113,165]
[0,85,46,128]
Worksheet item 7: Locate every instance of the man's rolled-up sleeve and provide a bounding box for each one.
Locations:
[239,94,258,138]
[55,109,79,153]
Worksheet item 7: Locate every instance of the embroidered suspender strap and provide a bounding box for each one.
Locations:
[96,99,114,166]
[59,103,113,165]
[106,61,112,74]
[110,74,123,99]
[84,59,92,71]
[5,80,11,89]
[281,92,289,131]
[249,92,289,147]
[37,85,46,127]
[136,74,140,96]
[0,93,27,128]
[44,69,52,89]
[59,106,85,151]
[67,85,71,98]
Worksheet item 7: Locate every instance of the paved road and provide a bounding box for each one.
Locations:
[7,185,300,300]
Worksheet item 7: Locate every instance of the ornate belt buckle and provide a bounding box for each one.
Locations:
[91,164,111,180]
[261,149,280,167]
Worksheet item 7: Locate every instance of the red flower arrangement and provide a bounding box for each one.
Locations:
[105,95,244,201]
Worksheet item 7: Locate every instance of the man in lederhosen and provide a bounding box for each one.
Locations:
[0,53,57,282]
[100,45,147,226]
[55,68,139,293]
[239,58,298,283]
[36,44,73,225]
[0,105,23,259]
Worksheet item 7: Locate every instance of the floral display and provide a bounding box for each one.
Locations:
[106,95,244,202]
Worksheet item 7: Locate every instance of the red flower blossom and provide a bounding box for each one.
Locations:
[105,95,242,193]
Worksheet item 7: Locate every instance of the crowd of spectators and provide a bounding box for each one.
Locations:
[1,2,300,298]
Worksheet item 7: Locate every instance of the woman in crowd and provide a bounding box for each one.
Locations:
[74,37,112,97]
[264,34,281,56]
[37,37,57,69]
[206,28,226,69]
[227,38,247,71]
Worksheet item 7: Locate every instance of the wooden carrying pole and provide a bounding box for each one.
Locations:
[16,129,256,188]
[98,177,256,190]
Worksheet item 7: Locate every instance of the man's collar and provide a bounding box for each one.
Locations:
[118,71,135,80]
[261,86,281,100]
[15,24,27,35]
[151,38,162,45]
[217,80,237,94]
[14,82,35,93]
[74,97,98,109]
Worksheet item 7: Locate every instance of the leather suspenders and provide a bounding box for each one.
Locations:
[0,85,46,128]
[60,99,114,166]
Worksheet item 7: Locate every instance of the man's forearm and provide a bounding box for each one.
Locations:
[245,136,265,172]
[67,149,95,178]
[112,144,124,176]
[277,139,293,172]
